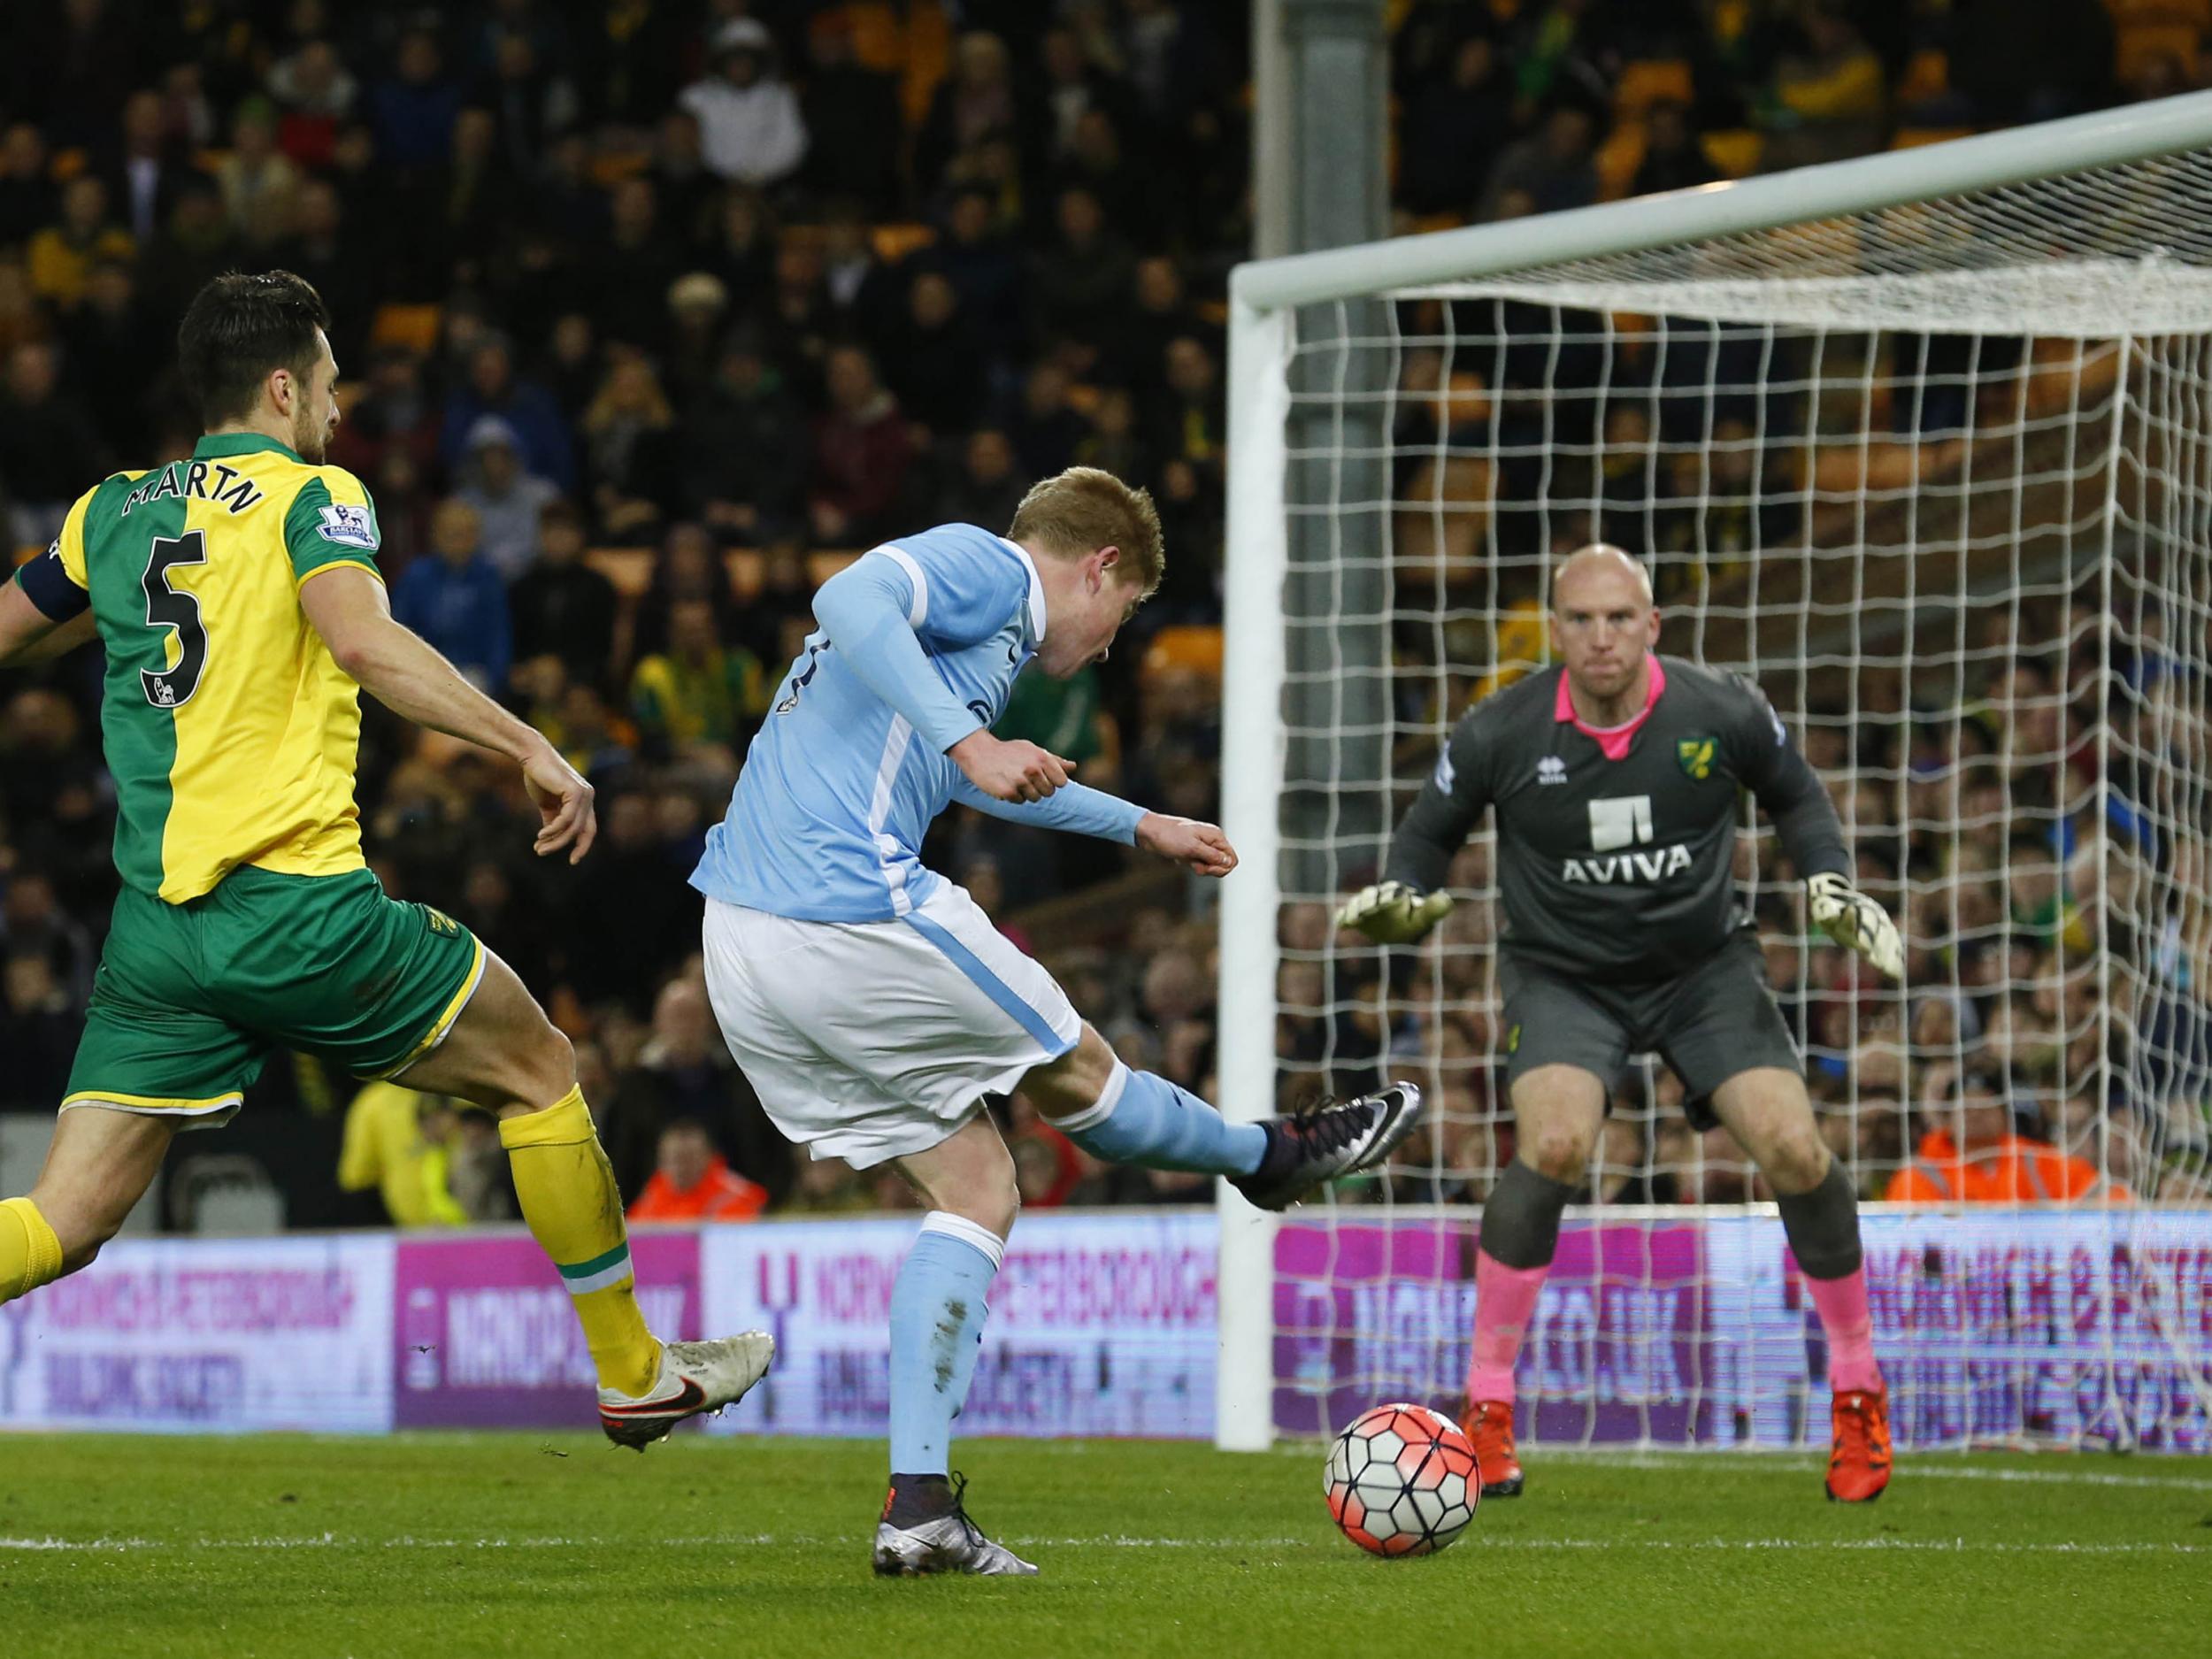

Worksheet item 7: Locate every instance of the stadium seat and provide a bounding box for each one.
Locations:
[2108,0,2211,30]
[1890,127,1977,150]
[1896,48,1949,104]
[1700,128,1763,178]
[1612,59,1694,119]
[368,303,442,353]
[2116,21,2203,78]
[1597,122,1648,200]
[1142,626,1225,683]
[872,222,937,263]
[586,547,654,598]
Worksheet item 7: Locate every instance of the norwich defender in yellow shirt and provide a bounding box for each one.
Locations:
[0,272,769,1441]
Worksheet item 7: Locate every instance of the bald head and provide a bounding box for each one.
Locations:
[1549,542,1660,711]
[1553,544,1653,611]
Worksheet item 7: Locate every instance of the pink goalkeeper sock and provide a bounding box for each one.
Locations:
[1806,1267,1884,1394]
[1465,1249,1551,1404]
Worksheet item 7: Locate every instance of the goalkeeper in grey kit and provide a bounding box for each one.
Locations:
[1339,546,1903,1505]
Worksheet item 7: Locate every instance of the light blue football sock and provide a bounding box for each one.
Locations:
[887,1212,1004,1476]
[1052,1063,1268,1176]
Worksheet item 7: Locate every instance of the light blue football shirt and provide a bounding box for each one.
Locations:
[692,522,1141,922]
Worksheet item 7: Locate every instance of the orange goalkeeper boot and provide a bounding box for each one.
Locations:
[1463,1399,1525,1498]
[1825,1386,1893,1502]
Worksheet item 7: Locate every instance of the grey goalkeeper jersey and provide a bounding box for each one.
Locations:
[1383,655,1849,984]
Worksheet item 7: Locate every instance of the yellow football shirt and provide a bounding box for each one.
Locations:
[28,432,383,902]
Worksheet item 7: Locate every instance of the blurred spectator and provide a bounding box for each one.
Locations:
[0,342,105,547]
[1399,34,1514,216]
[27,176,135,313]
[809,343,911,546]
[687,326,806,543]
[1632,100,1719,197]
[1763,4,1886,173]
[798,15,902,217]
[1482,103,1600,218]
[886,270,989,440]
[442,334,577,493]
[0,951,74,1108]
[1885,1061,2125,1203]
[454,415,561,580]
[214,97,302,248]
[337,1082,468,1228]
[628,1118,770,1222]
[918,31,1019,201]
[267,38,358,168]
[630,595,767,758]
[372,29,462,172]
[392,498,513,691]
[0,124,57,248]
[680,19,808,189]
[582,349,684,541]
[273,180,374,366]
[511,500,617,690]
[603,977,789,1200]
[938,427,1027,528]
[99,88,200,246]
[60,260,164,458]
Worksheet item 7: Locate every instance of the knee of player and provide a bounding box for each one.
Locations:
[1764,1130,1831,1195]
[1022,1025,1115,1120]
[1524,1130,1594,1186]
[942,1160,1020,1239]
[35,1197,123,1274]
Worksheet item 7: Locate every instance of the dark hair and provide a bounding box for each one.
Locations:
[176,270,330,427]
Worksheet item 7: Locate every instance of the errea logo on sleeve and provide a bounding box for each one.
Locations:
[317,503,379,549]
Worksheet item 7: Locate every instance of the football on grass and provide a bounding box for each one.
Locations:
[1324,1402,1479,1556]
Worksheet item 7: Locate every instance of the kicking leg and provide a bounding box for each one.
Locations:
[872,1113,1034,1577]
[1461,1063,1601,1494]
[398,950,768,1442]
[1709,1066,1890,1502]
[2,1106,174,1302]
[1022,1025,1422,1210]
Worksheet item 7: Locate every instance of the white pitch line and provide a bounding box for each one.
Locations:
[1481,1450,2212,1494]
[4,1533,2204,1556]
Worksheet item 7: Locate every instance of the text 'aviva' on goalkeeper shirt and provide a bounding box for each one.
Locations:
[1385,655,1849,983]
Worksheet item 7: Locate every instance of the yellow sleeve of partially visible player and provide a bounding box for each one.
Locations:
[287,465,385,589]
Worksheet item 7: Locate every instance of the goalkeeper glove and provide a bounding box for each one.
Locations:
[1806,872,1904,980]
[1336,880,1455,944]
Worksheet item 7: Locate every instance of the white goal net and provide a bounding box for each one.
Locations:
[1217,96,2212,1456]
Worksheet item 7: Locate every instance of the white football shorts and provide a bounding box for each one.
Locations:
[701,883,1081,1169]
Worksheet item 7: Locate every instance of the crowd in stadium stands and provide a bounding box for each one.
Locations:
[0,0,2206,1226]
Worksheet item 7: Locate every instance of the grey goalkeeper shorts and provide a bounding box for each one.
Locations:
[1496,932,1801,1130]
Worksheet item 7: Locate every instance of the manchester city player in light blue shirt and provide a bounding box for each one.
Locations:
[694,466,1421,1576]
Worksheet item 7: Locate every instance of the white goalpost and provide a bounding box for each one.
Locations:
[1217,94,2212,1455]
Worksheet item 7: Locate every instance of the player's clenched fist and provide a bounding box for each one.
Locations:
[1336,880,1455,944]
[1806,872,1904,980]
[1136,813,1237,877]
[949,730,1075,803]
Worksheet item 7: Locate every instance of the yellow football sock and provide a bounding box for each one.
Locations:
[1,1196,64,1305]
[499,1087,661,1396]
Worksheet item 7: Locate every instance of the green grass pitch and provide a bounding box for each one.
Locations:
[1,1434,2204,1658]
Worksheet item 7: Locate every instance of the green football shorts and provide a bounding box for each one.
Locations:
[62,865,485,1129]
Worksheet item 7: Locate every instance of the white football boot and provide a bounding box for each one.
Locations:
[597,1333,775,1449]
[872,1476,1039,1577]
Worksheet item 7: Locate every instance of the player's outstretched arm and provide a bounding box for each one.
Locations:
[1134,813,1237,877]
[0,579,95,667]
[1339,710,1491,944]
[301,566,596,864]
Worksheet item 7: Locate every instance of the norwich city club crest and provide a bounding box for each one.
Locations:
[1677,737,1716,780]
